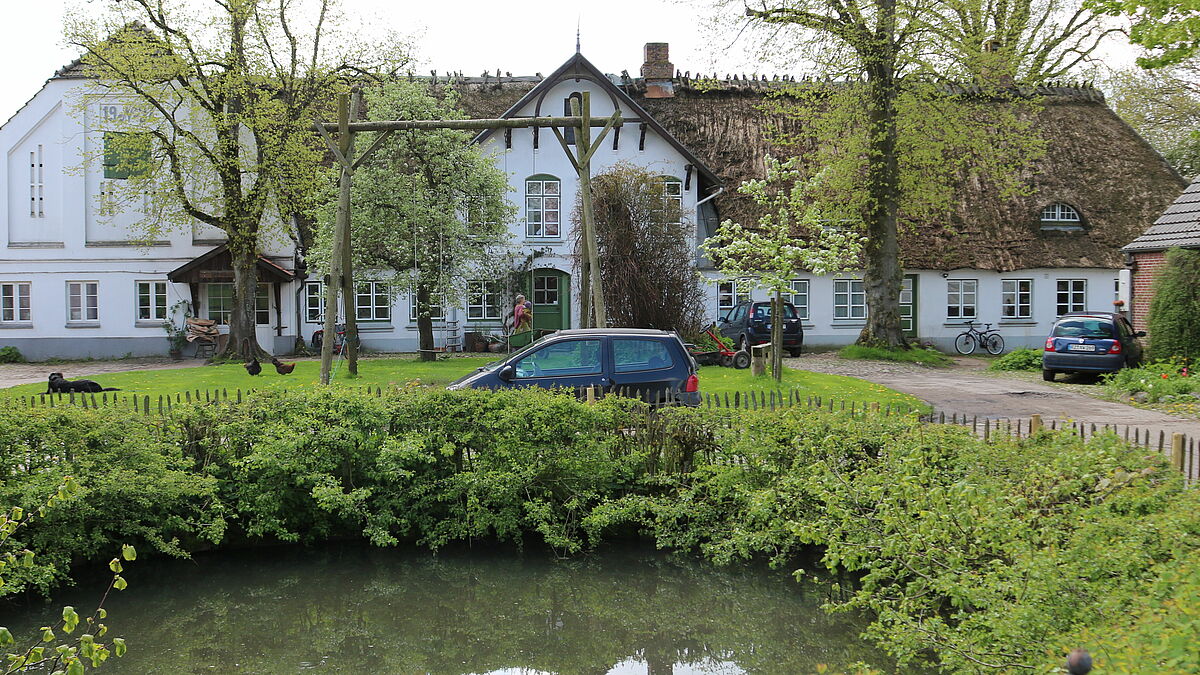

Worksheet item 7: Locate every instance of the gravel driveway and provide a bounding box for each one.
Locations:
[0,358,199,389]
[786,352,1200,439]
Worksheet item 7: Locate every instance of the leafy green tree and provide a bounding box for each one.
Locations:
[1108,63,1200,176]
[703,158,864,379]
[712,0,1110,346]
[1147,247,1200,360]
[66,0,405,359]
[1,479,136,674]
[316,81,514,361]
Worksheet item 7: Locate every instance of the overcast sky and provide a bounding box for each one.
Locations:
[2,0,1140,125]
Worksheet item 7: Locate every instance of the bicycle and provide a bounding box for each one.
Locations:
[953,320,1005,355]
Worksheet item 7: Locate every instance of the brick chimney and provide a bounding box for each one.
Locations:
[641,42,675,98]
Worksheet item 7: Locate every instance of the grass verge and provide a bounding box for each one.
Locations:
[837,344,951,366]
[1,355,926,410]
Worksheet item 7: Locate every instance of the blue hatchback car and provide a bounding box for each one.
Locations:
[1042,312,1145,382]
[447,328,701,406]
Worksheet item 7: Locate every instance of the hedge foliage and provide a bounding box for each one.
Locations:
[1148,247,1200,360]
[2,388,1198,673]
[987,346,1043,371]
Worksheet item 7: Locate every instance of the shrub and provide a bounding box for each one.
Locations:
[1147,247,1200,360]
[987,347,1043,371]
[838,344,951,366]
[1103,359,1199,402]
[0,346,24,363]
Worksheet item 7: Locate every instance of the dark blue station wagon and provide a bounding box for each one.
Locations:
[447,329,701,406]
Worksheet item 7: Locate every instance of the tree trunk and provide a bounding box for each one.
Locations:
[857,5,909,350]
[771,290,784,381]
[416,282,435,362]
[220,244,267,360]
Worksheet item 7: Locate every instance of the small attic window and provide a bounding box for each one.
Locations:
[1040,203,1083,231]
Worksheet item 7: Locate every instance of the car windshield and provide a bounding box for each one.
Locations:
[752,304,797,319]
[1052,319,1114,339]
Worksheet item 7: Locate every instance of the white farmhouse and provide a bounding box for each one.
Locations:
[0,43,1186,359]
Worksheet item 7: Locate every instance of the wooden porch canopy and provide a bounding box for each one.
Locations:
[167,244,295,284]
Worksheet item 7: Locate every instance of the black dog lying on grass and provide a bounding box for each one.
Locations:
[46,372,121,394]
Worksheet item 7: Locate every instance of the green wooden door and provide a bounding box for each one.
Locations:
[529,269,570,333]
[900,274,918,338]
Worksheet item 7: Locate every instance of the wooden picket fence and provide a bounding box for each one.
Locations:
[11,387,1197,484]
[921,409,1200,485]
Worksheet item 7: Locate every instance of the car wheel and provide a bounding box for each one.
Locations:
[1042,369,1055,382]
[788,348,802,358]
[739,335,750,351]
[732,350,752,369]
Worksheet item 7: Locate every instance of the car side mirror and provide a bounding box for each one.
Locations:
[1135,331,1147,338]
[498,365,515,382]
[717,317,728,324]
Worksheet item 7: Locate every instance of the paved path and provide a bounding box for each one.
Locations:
[786,353,1200,439]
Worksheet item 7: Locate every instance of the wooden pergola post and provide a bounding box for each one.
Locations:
[313,96,622,381]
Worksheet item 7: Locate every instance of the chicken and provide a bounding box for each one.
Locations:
[271,357,296,375]
[244,358,262,376]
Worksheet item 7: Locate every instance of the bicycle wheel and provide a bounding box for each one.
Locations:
[985,333,1005,355]
[953,332,977,355]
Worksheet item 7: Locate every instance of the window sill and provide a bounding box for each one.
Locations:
[65,322,102,329]
[523,238,564,244]
[998,320,1037,326]
[357,324,394,332]
[7,241,64,248]
[86,240,171,248]
[0,323,33,329]
[135,320,168,328]
[830,321,867,328]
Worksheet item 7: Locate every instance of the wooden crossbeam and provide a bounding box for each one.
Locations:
[314,116,627,133]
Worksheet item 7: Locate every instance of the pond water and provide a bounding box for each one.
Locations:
[5,546,888,674]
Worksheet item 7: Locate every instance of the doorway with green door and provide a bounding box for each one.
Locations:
[511,268,570,349]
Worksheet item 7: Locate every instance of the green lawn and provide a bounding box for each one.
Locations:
[3,356,925,410]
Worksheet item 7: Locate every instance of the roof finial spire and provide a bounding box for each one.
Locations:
[576,16,581,53]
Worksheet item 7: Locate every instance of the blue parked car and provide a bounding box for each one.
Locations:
[447,328,701,406]
[1042,312,1145,382]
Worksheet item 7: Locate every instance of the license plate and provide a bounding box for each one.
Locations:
[1067,344,1096,352]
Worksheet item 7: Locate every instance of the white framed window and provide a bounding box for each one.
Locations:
[410,293,445,321]
[1056,279,1087,315]
[782,279,809,321]
[1040,203,1083,231]
[525,175,561,238]
[1041,203,1080,223]
[1001,279,1032,320]
[467,281,502,320]
[255,283,271,326]
[305,282,325,323]
[208,283,268,325]
[206,283,234,325]
[655,176,683,224]
[29,145,44,218]
[717,280,751,315]
[137,281,168,321]
[1114,277,1121,304]
[947,279,977,319]
[355,281,390,321]
[833,279,866,320]
[67,281,99,323]
[0,283,31,323]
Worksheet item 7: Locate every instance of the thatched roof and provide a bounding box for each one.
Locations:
[456,70,1185,271]
[1124,176,1200,252]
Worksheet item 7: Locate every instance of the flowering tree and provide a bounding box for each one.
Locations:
[703,157,864,380]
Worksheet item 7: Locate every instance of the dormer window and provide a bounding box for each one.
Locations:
[1040,203,1083,231]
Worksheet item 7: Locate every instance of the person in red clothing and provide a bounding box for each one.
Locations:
[513,294,533,333]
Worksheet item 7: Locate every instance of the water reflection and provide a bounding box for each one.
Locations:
[6,546,886,674]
